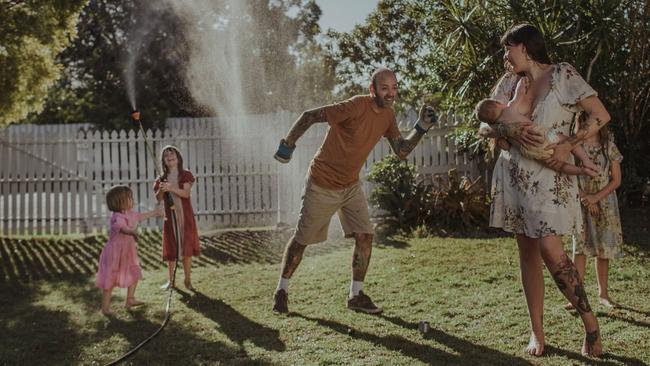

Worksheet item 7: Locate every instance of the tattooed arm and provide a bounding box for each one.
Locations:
[387,130,426,160]
[387,105,437,159]
[283,107,328,147]
[274,107,328,163]
[544,96,611,170]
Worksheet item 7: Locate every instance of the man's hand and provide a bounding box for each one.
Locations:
[274,139,295,163]
[415,105,437,133]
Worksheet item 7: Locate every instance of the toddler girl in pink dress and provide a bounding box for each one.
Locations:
[96,185,162,315]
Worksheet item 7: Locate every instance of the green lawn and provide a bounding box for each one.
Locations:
[1,227,649,366]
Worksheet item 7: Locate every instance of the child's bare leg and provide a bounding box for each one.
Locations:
[126,282,144,307]
[101,288,113,315]
[596,258,617,307]
[161,261,176,289]
[183,256,194,290]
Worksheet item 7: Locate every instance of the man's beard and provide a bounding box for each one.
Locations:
[374,95,383,107]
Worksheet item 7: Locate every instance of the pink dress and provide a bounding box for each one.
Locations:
[95,210,143,289]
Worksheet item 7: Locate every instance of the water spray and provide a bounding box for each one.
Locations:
[102,111,182,366]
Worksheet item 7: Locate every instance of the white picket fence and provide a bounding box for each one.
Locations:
[0,111,477,235]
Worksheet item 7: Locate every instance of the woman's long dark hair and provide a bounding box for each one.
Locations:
[160,145,184,181]
[500,23,552,66]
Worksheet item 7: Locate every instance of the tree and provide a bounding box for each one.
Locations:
[0,0,88,126]
[26,0,336,129]
[327,0,650,191]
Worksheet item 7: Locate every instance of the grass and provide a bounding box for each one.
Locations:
[1,223,649,366]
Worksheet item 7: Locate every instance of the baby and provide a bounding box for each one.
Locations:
[476,77,598,176]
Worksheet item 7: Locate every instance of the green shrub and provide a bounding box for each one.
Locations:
[367,157,489,236]
[427,169,489,231]
[366,155,428,233]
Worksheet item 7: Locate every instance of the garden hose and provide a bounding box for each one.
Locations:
[102,206,180,366]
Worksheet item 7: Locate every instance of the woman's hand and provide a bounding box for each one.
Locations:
[502,121,544,147]
[543,141,573,171]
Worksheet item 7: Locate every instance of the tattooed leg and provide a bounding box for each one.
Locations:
[565,254,587,310]
[583,329,601,357]
[551,254,592,314]
[352,233,373,281]
[540,236,602,357]
[279,237,307,279]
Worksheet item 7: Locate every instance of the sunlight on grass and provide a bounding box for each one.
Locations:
[1,234,649,365]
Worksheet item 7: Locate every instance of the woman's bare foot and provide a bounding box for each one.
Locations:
[101,307,113,316]
[599,297,618,308]
[582,329,603,357]
[160,281,175,290]
[525,332,545,356]
[126,297,145,308]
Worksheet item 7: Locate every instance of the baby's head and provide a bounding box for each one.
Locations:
[475,98,506,124]
[106,185,133,213]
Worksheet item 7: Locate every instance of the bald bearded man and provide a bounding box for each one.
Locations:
[272,68,437,314]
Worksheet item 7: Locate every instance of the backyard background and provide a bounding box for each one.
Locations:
[1,0,649,365]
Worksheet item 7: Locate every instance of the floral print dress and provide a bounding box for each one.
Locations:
[572,140,624,258]
[489,63,597,238]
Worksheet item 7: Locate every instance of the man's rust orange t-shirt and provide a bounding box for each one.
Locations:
[309,95,401,189]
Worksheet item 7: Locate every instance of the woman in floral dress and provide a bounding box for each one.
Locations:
[484,24,611,357]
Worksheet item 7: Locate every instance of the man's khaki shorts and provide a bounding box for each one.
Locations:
[294,177,374,245]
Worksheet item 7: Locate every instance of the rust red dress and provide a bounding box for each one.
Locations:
[154,170,200,261]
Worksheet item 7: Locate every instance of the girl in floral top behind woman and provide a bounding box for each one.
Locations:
[568,126,624,310]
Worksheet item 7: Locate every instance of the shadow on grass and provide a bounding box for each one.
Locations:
[375,237,410,248]
[597,310,650,330]
[0,284,86,366]
[98,314,279,366]
[378,314,535,366]
[177,289,286,352]
[0,281,279,366]
[0,229,341,284]
[615,304,650,318]
[544,345,648,366]
[292,312,532,366]
[382,313,648,366]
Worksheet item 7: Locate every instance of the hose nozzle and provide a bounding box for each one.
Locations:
[131,110,141,122]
